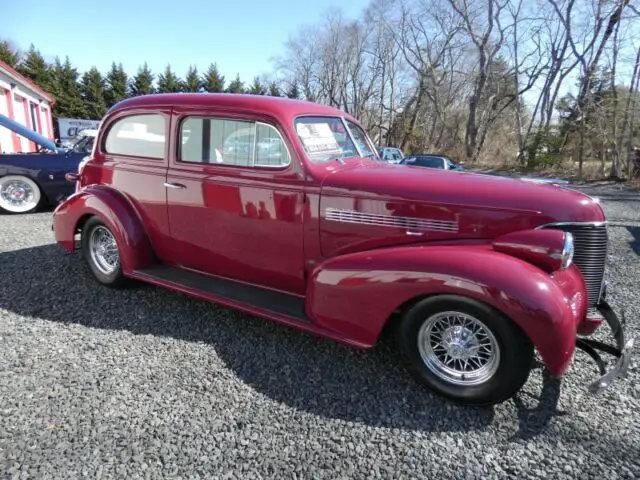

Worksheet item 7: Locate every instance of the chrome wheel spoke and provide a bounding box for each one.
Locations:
[89,226,119,275]
[417,311,501,386]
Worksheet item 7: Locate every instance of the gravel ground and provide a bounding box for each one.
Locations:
[0,182,639,479]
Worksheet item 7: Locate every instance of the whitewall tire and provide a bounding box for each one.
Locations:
[0,175,42,214]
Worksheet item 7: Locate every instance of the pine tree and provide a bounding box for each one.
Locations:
[286,82,300,99]
[248,77,265,95]
[129,62,155,96]
[156,64,183,93]
[268,81,280,97]
[0,40,20,68]
[50,56,86,119]
[104,62,128,108]
[226,73,244,93]
[16,44,53,93]
[80,67,107,120]
[184,65,201,92]
[202,63,225,92]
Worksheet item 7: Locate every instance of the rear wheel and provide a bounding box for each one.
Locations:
[81,216,127,287]
[396,295,533,406]
[0,175,42,213]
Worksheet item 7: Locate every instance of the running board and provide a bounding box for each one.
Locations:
[132,265,310,323]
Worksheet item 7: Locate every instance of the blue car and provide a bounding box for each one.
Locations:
[399,154,465,171]
[0,114,91,213]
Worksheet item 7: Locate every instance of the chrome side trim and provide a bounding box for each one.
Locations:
[535,221,607,229]
[324,208,459,233]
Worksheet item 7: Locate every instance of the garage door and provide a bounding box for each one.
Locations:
[0,89,14,153]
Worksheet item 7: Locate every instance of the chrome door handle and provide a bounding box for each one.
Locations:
[164,182,186,189]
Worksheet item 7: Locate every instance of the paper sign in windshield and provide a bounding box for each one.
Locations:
[297,123,343,158]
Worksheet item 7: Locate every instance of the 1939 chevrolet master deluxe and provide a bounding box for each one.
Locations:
[53,93,634,406]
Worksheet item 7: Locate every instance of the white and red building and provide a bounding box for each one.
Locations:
[0,60,55,154]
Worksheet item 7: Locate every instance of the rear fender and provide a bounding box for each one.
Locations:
[307,245,588,376]
[52,186,155,273]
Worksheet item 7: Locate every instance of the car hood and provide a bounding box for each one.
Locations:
[0,113,64,153]
[319,160,605,225]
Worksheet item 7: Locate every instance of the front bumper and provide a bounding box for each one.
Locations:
[576,299,634,393]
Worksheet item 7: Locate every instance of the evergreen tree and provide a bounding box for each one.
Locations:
[268,81,280,97]
[248,76,265,95]
[183,65,201,92]
[129,62,155,96]
[104,62,128,108]
[50,56,86,119]
[80,67,107,119]
[0,40,20,68]
[202,63,225,92]
[226,73,244,93]
[286,82,300,99]
[17,44,53,93]
[156,64,182,93]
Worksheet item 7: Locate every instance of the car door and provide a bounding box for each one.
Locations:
[165,108,307,295]
[96,110,173,262]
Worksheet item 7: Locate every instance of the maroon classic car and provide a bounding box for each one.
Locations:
[52,93,633,406]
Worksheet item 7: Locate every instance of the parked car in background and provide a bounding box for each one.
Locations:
[54,93,632,406]
[0,114,93,213]
[378,147,404,163]
[400,154,464,171]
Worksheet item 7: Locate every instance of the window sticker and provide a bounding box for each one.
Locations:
[296,122,343,158]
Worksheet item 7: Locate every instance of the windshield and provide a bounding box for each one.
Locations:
[295,116,377,163]
[403,156,445,168]
[72,135,95,154]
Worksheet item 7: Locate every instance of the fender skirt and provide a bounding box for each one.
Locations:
[53,186,156,272]
[308,245,588,377]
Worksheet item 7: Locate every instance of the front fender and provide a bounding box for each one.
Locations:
[307,245,588,376]
[52,185,155,273]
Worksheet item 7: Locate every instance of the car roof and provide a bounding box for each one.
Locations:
[108,93,353,120]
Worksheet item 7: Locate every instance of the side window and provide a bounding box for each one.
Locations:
[104,114,166,158]
[179,117,290,167]
[255,123,291,167]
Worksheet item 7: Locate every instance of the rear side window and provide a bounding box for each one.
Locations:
[104,114,166,159]
[179,116,290,167]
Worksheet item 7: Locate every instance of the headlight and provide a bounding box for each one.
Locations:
[493,228,575,273]
[560,232,574,270]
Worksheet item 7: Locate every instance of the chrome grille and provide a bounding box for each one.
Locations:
[541,223,608,308]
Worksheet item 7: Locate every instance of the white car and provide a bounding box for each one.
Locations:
[378,147,404,164]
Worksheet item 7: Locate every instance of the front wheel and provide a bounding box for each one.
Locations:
[0,175,42,213]
[396,295,534,406]
[81,216,127,287]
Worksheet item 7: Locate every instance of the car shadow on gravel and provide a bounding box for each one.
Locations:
[0,244,563,435]
[626,226,640,255]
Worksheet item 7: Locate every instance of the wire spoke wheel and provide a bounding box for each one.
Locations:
[417,311,500,386]
[89,225,120,275]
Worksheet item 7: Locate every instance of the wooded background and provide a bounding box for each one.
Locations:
[2,0,639,180]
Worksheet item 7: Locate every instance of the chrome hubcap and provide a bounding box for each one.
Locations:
[418,311,500,386]
[1,180,34,207]
[89,226,119,275]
